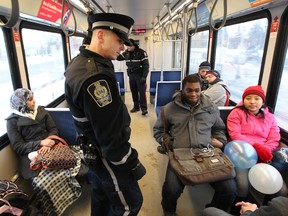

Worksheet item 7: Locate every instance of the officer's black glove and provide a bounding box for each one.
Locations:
[132,162,146,181]
[140,77,146,84]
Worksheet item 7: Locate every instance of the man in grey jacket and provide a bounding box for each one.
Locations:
[153,75,237,216]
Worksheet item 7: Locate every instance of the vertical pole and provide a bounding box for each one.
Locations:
[181,6,188,80]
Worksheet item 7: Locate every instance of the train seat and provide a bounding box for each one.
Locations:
[45,108,78,145]
[115,71,125,102]
[218,106,234,124]
[149,71,161,104]
[163,70,182,81]
[155,81,181,117]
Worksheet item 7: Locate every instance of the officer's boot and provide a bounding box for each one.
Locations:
[141,108,148,115]
[130,107,140,113]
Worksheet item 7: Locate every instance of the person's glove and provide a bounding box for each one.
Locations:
[253,143,273,162]
[131,162,146,181]
[140,77,146,84]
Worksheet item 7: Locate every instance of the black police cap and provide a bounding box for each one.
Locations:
[89,13,134,46]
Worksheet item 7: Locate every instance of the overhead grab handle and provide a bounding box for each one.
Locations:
[0,0,19,28]
[61,0,77,36]
[165,20,175,39]
[187,1,199,37]
[209,0,227,31]
[165,3,172,19]
[157,15,162,28]
[175,15,183,39]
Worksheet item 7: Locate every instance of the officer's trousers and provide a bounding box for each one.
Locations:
[129,73,147,110]
[88,158,143,216]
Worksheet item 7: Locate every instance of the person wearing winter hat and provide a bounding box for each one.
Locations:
[117,38,150,115]
[203,70,231,106]
[193,61,211,90]
[242,85,266,104]
[226,85,287,207]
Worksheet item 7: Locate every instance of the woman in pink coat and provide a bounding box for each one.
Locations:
[227,85,286,200]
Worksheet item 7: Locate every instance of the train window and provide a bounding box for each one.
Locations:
[215,18,268,103]
[153,41,181,70]
[69,36,83,59]
[274,48,288,130]
[188,30,209,74]
[22,28,65,106]
[0,28,14,136]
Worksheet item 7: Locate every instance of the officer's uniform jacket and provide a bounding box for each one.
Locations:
[65,46,139,171]
[117,46,149,78]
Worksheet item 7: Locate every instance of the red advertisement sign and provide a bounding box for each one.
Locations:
[249,0,272,8]
[37,0,71,24]
[13,28,20,42]
[271,16,279,33]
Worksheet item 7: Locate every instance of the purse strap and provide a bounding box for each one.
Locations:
[160,107,170,153]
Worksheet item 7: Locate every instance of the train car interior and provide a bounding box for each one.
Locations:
[0,0,288,215]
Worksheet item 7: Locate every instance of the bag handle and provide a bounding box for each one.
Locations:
[46,135,68,146]
[160,107,170,153]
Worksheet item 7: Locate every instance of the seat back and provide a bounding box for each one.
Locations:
[155,81,181,116]
[149,71,161,96]
[163,70,182,81]
[115,72,125,96]
[218,106,234,124]
[45,108,78,145]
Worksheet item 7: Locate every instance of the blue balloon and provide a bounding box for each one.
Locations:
[224,140,258,169]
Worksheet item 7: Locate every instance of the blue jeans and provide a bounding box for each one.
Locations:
[161,162,237,213]
[88,159,143,216]
[235,168,250,197]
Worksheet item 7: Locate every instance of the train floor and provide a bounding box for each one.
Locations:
[62,92,214,216]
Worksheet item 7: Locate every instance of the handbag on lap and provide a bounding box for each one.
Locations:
[30,135,77,170]
[160,107,236,185]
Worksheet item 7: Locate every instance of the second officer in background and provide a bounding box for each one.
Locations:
[117,38,149,115]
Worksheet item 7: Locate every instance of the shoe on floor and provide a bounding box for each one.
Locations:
[142,109,148,115]
[130,108,140,113]
[157,146,166,154]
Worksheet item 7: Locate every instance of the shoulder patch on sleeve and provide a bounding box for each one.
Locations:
[87,80,112,107]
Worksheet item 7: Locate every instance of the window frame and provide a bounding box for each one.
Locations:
[266,6,288,143]
[19,21,68,107]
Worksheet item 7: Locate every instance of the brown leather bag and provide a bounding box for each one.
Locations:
[160,107,236,185]
[30,135,77,170]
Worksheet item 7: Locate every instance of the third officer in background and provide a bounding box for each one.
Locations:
[117,38,149,115]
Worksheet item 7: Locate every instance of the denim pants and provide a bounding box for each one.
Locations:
[161,162,237,213]
[88,158,143,216]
